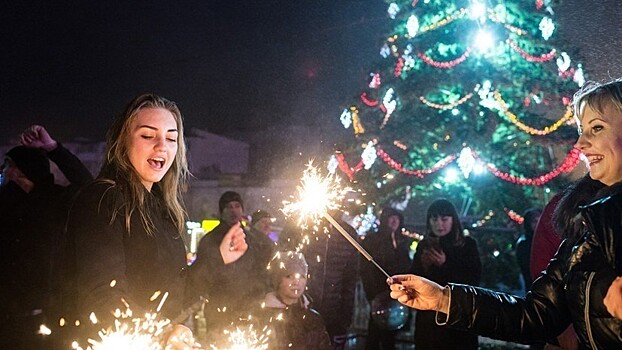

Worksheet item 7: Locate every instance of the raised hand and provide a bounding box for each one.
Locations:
[388,274,449,313]
[219,223,248,264]
[20,125,57,152]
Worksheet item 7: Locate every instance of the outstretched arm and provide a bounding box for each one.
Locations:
[20,125,93,185]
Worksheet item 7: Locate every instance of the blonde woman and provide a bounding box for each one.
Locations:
[67,94,245,348]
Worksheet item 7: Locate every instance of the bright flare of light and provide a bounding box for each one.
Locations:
[282,163,349,227]
[474,30,494,51]
[468,1,486,21]
[473,163,486,176]
[444,167,460,183]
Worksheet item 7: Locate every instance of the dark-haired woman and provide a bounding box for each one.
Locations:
[409,199,481,350]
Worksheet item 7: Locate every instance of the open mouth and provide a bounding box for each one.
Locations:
[148,157,165,170]
[588,155,603,166]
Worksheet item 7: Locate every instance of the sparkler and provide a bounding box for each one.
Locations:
[282,162,392,279]
[72,309,201,350]
[80,313,171,350]
[209,325,270,350]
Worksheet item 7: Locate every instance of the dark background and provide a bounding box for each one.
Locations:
[1,0,621,177]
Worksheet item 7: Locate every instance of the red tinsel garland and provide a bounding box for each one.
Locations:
[335,153,364,181]
[417,48,471,69]
[507,39,556,62]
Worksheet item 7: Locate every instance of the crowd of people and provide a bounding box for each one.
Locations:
[3,77,622,350]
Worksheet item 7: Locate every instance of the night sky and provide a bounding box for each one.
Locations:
[1,0,621,173]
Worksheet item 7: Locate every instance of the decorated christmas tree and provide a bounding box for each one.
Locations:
[331,0,586,227]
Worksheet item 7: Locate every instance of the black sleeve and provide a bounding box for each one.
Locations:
[446,240,572,343]
[47,143,93,186]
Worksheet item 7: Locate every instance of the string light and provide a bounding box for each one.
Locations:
[351,106,365,135]
[471,148,581,185]
[505,208,524,224]
[360,92,379,107]
[376,147,456,178]
[417,47,472,69]
[415,8,468,36]
[472,210,495,227]
[507,39,556,62]
[393,140,408,150]
[394,57,405,77]
[335,152,363,181]
[370,145,580,185]
[419,85,479,110]
[493,91,574,135]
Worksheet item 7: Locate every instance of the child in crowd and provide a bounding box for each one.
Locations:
[261,251,332,350]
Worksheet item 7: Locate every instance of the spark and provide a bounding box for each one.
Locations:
[209,325,270,350]
[39,324,52,335]
[282,162,350,227]
[283,161,392,279]
[84,313,170,350]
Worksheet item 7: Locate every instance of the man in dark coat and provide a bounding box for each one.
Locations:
[186,191,272,337]
[360,207,412,350]
[0,125,92,350]
[303,213,358,349]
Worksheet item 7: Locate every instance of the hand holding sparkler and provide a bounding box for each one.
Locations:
[388,274,450,314]
[164,324,199,350]
[220,223,248,264]
[282,163,392,279]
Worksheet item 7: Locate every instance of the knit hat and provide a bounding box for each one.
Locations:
[270,251,308,288]
[251,209,273,226]
[5,146,51,184]
[218,191,244,213]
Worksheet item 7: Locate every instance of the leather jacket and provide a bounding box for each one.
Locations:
[444,186,622,349]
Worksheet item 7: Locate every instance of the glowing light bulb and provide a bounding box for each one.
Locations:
[444,167,460,183]
[469,1,486,21]
[474,30,494,51]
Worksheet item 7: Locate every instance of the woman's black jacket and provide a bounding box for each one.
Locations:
[443,185,622,349]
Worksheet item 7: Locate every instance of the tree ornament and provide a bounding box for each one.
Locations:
[340,108,352,129]
[362,142,377,170]
[457,146,476,178]
[406,15,419,37]
[556,52,571,72]
[387,3,400,19]
[539,17,555,40]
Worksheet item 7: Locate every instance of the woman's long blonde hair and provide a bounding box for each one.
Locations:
[98,93,189,235]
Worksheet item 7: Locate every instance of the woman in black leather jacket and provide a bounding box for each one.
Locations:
[388,78,622,349]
